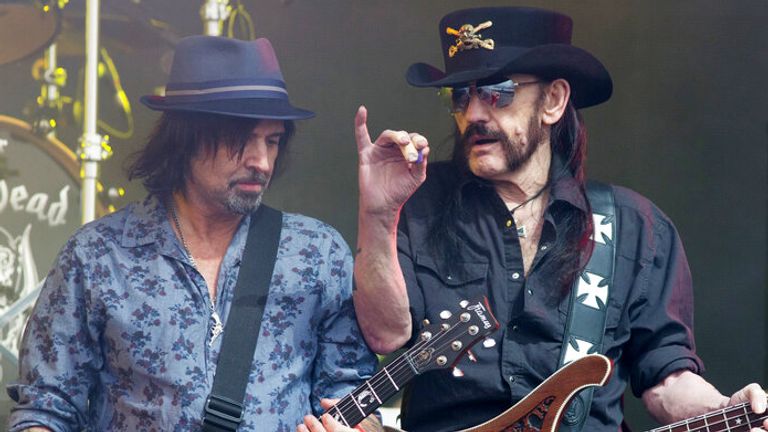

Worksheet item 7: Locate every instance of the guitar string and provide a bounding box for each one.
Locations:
[329,322,470,422]
[676,413,768,432]
[329,321,476,423]
[648,405,768,432]
[334,343,768,432]
[329,326,467,425]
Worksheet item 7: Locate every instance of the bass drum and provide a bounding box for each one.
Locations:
[0,114,106,423]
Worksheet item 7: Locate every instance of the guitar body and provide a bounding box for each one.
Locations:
[384,354,613,432]
[458,354,611,432]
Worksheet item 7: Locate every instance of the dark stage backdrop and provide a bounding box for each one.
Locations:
[0,0,765,429]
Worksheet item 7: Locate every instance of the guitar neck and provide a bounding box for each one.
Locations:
[647,401,768,432]
[325,296,500,428]
[328,351,420,427]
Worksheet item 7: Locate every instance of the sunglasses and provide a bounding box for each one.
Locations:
[438,80,542,113]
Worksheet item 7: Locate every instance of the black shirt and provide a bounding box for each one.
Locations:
[396,160,704,431]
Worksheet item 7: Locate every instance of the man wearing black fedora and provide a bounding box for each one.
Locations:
[352,6,767,432]
[8,36,380,432]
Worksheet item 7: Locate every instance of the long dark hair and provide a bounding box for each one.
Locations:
[427,99,593,295]
[127,111,295,196]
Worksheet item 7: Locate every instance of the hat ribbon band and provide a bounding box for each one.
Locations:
[164,84,288,97]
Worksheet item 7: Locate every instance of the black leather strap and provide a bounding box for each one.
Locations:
[559,181,618,432]
[202,205,283,432]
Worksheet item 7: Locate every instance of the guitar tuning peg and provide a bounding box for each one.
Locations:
[422,319,430,326]
[466,349,477,362]
[452,367,464,377]
[459,300,469,309]
[482,338,496,348]
[439,310,452,320]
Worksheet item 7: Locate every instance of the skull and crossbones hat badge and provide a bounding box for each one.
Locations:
[406,7,613,109]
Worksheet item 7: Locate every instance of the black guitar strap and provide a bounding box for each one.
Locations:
[202,205,283,432]
[558,181,618,432]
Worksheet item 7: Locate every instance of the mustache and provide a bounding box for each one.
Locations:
[460,123,509,145]
[228,171,270,188]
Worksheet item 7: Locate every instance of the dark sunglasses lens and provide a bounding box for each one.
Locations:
[478,85,514,108]
[450,88,470,113]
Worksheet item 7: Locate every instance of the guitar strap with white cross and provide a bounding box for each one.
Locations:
[557,181,617,432]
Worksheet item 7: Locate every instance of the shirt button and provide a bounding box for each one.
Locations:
[509,375,516,383]
[527,289,533,295]
[505,219,513,228]
[512,272,520,280]
[540,244,548,251]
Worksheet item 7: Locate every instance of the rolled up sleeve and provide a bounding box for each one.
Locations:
[627,217,704,397]
[7,238,99,432]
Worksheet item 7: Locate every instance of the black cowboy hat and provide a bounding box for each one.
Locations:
[141,36,314,120]
[406,7,613,109]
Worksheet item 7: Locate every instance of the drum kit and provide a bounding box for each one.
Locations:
[0,0,256,412]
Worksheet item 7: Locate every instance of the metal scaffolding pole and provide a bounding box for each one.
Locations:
[79,0,106,224]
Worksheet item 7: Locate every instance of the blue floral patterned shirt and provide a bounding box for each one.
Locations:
[7,196,377,432]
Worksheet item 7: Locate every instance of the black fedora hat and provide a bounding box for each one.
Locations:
[141,36,314,120]
[407,7,612,109]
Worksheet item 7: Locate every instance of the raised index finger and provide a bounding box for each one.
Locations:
[355,105,372,151]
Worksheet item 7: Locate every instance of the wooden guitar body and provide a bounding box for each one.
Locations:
[383,354,612,432]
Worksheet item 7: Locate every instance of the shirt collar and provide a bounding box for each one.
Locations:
[120,195,251,266]
[459,153,589,216]
[120,195,172,249]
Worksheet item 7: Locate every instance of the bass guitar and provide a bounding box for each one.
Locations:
[377,353,612,432]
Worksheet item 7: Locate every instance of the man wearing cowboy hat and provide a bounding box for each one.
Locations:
[7,36,380,432]
[352,7,767,431]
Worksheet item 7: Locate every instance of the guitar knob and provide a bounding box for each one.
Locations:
[422,319,431,326]
[459,300,469,309]
[452,367,464,377]
[439,310,452,320]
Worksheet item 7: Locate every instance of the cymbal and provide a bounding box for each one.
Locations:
[56,4,178,57]
[0,2,60,65]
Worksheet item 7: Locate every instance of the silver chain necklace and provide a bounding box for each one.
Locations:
[169,203,224,345]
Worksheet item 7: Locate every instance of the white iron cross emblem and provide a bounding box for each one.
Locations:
[591,213,614,245]
[576,271,608,310]
[563,337,594,365]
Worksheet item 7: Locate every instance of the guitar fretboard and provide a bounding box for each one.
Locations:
[647,401,768,432]
[328,357,418,427]
[326,317,479,427]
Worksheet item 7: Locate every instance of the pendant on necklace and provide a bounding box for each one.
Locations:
[517,225,527,239]
[210,309,224,346]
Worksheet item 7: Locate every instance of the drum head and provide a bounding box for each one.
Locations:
[0,115,104,423]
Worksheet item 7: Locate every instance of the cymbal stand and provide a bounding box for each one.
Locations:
[79,0,111,224]
[201,0,231,36]
[31,42,67,138]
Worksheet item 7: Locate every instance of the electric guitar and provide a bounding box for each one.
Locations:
[325,296,501,428]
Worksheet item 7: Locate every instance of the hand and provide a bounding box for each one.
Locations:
[296,399,356,432]
[727,383,768,431]
[355,105,430,216]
